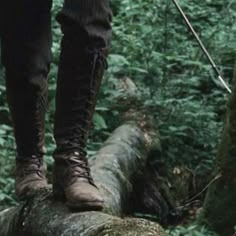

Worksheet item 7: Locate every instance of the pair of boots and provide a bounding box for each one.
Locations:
[7,20,109,211]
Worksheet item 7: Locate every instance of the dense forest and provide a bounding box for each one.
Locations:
[0,0,235,235]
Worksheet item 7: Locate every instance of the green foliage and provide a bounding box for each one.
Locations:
[167,224,219,236]
[0,0,235,234]
[109,0,235,178]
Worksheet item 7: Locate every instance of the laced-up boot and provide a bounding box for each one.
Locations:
[5,70,49,200]
[2,0,52,200]
[52,22,111,210]
[15,156,47,200]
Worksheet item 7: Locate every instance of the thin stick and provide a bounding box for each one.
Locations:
[171,0,231,93]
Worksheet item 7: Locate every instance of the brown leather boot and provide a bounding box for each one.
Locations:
[53,21,109,210]
[6,69,49,200]
[15,156,47,200]
[2,1,52,200]
[53,152,104,210]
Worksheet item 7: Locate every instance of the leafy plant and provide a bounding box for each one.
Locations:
[0,1,235,234]
[167,224,219,236]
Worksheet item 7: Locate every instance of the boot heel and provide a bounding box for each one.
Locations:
[53,180,66,200]
[52,168,66,200]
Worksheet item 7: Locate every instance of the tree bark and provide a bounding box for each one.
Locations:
[201,63,236,236]
[0,124,168,236]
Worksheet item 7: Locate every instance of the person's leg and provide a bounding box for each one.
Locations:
[1,0,52,199]
[53,0,112,210]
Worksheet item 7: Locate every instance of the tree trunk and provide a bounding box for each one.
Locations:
[201,64,236,236]
[0,124,168,236]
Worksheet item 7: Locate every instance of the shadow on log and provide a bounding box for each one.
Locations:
[0,124,169,236]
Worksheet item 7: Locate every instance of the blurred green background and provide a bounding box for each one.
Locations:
[0,0,235,235]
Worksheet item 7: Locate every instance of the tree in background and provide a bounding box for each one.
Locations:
[201,61,236,236]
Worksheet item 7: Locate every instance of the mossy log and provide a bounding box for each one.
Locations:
[0,124,168,236]
[201,66,236,236]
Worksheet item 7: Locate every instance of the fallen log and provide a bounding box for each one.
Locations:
[0,124,169,236]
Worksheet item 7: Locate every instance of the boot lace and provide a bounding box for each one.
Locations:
[17,156,44,178]
[89,48,108,87]
[66,47,108,152]
[39,94,49,112]
[64,48,107,186]
[67,151,96,186]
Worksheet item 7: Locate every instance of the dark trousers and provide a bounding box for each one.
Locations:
[0,0,112,156]
[0,0,112,76]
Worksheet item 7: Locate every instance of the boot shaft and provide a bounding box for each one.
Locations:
[54,31,108,155]
[1,0,52,157]
[5,70,48,157]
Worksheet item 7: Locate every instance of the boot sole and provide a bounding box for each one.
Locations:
[17,183,49,201]
[53,187,104,211]
[66,201,104,211]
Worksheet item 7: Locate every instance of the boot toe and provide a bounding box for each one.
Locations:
[65,181,104,210]
[16,179,48,200]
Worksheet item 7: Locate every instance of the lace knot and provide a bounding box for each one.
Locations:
[67,151,95,185]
